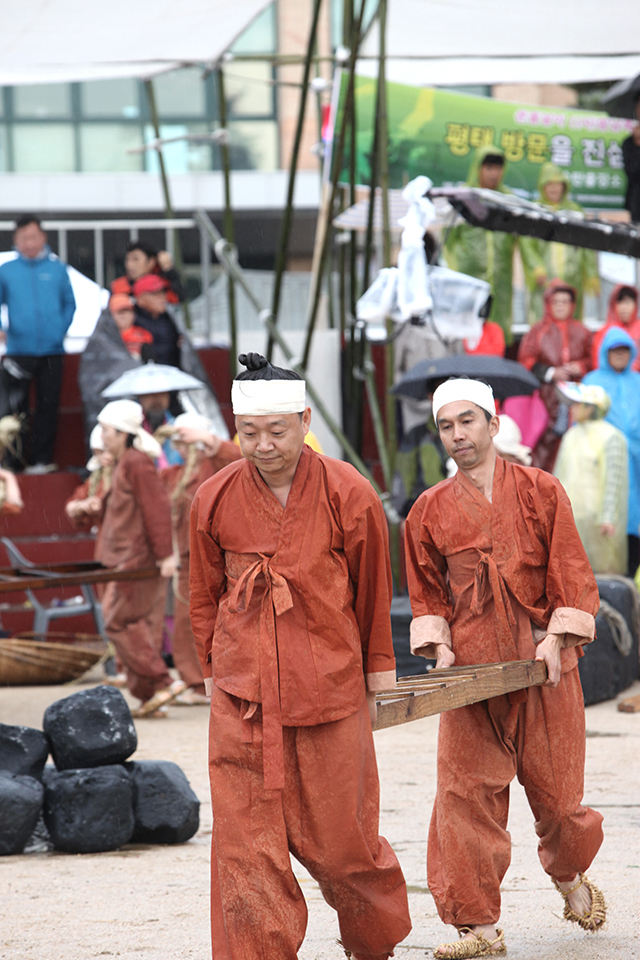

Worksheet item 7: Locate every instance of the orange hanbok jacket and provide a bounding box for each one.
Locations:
[405,457,599,672]
[190,444,397,788]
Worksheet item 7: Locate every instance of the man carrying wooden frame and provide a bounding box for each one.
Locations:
[404,378,606,959]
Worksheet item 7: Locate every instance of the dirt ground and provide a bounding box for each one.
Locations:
[1,673,638,960]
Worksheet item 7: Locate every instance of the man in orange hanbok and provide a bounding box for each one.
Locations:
[404,378,605,959]
[190,352,411,960]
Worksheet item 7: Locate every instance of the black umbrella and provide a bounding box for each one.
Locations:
[429,186,640,259]
[601,74,640,120]
[392,355,539,403]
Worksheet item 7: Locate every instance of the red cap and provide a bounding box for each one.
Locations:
[109,293,134,313]
[133,274,166,296]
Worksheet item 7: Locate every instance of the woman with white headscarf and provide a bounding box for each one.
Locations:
[96,400,186,716]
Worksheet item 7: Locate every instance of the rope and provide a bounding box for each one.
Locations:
[597,598,634,657]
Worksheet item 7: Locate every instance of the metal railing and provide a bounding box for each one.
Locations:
[0,218,198,291]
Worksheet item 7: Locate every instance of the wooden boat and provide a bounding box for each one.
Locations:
[373,659,547,731]
[0,632,108,686]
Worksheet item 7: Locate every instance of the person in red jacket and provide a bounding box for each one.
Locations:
[111,240,184,303]
[591,284,640,370]
[518,279,592,472]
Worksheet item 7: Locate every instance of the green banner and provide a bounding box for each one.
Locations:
[347,76,636,209]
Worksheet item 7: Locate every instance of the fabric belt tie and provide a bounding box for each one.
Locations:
[470,551,521,664]
[228,555,293,791]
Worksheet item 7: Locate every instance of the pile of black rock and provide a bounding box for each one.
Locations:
[0,686,200,855]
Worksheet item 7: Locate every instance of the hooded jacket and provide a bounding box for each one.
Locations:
[0,248,76,356]
[519,162,599,322]
[590,284,640,370]
[443,144,517,343]
[584,326,640,537]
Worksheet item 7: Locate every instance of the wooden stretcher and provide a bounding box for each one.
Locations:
[0,560,159,594]
[373,659,548,731]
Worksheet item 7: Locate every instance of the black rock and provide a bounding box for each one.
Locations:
[43,686,137,770]
[126,760,199,844]
[0,771,44,855]
[0,724,49,780]
[23,813,53,854]
[43,766,135,854]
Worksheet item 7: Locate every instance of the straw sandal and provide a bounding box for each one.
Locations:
[433,928,506,959]
[131,680,187,718]
[175,687,211,706]
[553,873,606,932]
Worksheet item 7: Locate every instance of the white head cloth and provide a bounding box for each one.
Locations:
[97,399,162,460]
[232,378,306,416]
[89,424,104,452]
[494,415,532,466]
[172,412,212,433]
[432,378,496,422]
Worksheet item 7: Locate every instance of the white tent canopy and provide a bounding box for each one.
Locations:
[0,1,271,85]
[1,0,638,89]
[360,0,640,86]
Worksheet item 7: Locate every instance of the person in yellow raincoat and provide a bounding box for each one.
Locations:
[554,382,628,575]
[443,144,517,343]
[520,162,600,323]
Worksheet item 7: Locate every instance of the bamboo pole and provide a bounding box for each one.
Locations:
[346,0,358,315]
[144,79,191,328]
[301,0,367,371]
[266,0,324,361]
[363,340,392,489]
[375,0,401,587]
[193,209,399,523]
[216,67,238,378]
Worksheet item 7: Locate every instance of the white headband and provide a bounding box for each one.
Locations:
[432,378,496,422]
[232,379,306,416]
[98,400,162,460]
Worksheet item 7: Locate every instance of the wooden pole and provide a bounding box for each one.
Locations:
[216,67,238,378]
[144,79,191,328]
[266,0,324,361]
[301,0,367,370]
[375,0,401,588]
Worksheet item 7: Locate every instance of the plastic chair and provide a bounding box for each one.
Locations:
[1,537,106,639]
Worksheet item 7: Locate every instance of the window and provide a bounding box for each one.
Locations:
[0,127,7,171]
[12,124,75,172]
[230,3,276,53]
[144,124,213,174]
[81,79,140,118]
[152,68,206,118]
[13,84,72,119]
[225,62,275,118]
[80,124,144,172]
[228,120,278,171]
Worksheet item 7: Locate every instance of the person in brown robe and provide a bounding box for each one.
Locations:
[160,411,241,703]
[96,400,186,717]
[190,353,411,960]
[518,279,592,472]
[404,378,605,959]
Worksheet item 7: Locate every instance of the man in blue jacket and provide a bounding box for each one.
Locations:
[0,216,76,472]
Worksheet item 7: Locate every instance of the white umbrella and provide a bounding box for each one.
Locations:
[101,363,204,397]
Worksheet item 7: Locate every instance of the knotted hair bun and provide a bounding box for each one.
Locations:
[236,352,302,382]
[238,352,269,373]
